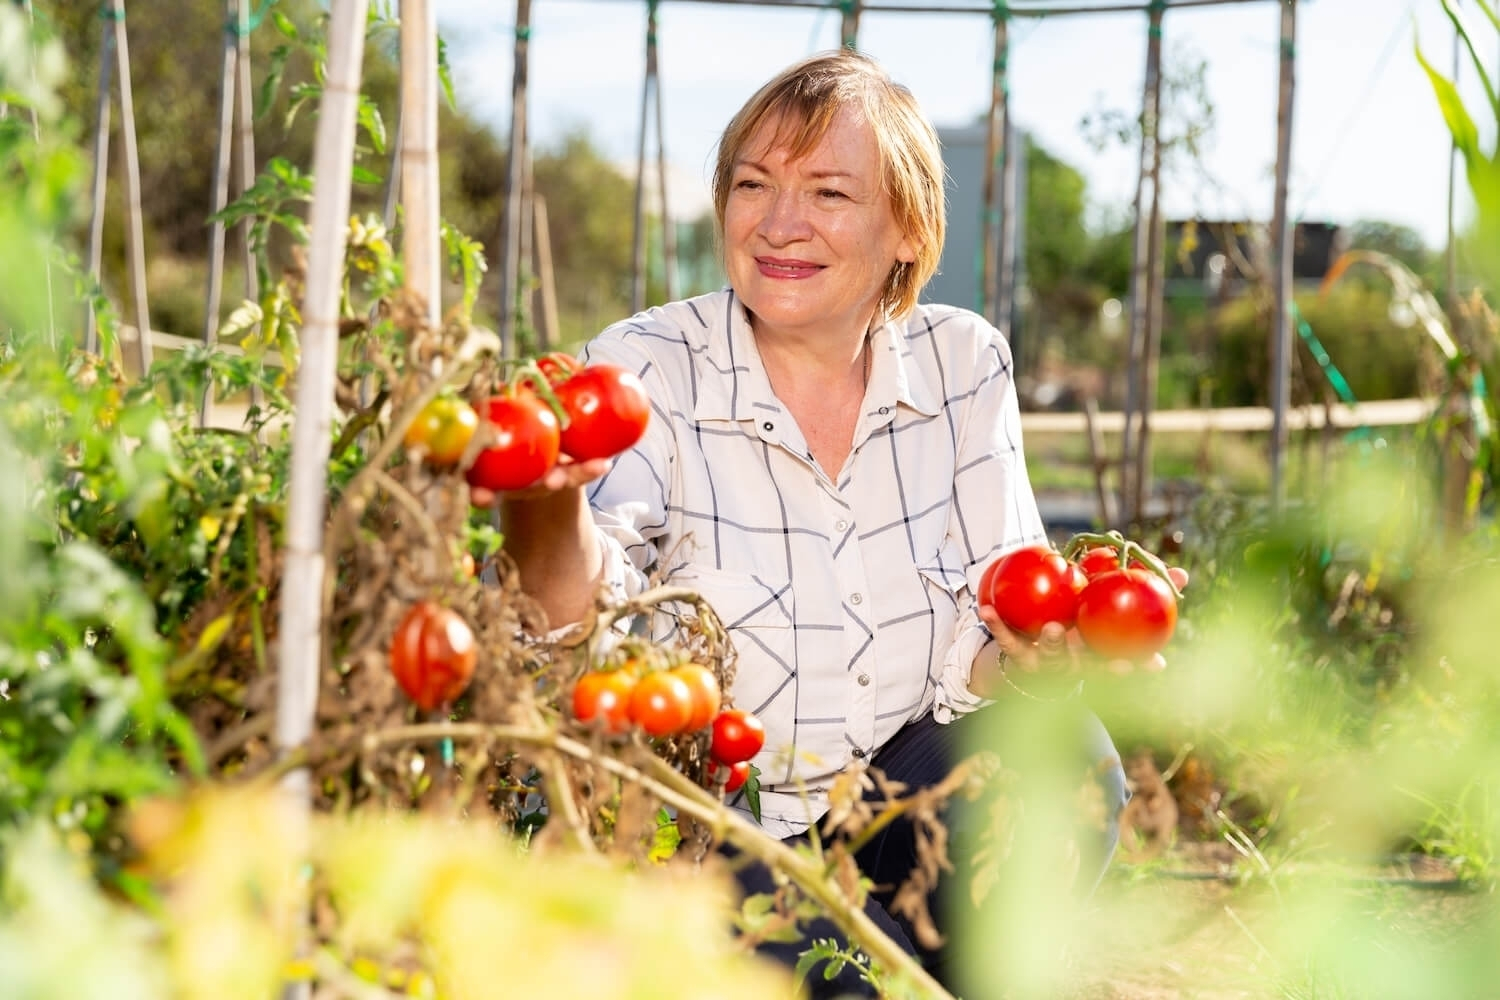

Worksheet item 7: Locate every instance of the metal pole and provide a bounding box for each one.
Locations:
[1444,2,1460,318]
[202,0,238,424]
[1268,0,1298,509]
[400,0,442,325]
[652,6,678,303]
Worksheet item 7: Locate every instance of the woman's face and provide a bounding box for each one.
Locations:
[723,108,916,345]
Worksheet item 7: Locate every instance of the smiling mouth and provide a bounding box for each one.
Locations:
[756,257,822,278]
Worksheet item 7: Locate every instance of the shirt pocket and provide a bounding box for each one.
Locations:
[663,565,797,718]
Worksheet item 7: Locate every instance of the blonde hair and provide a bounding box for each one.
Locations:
[711,49,946,322]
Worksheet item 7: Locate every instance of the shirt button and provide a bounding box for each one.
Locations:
[835,519,849,532]
[762,421,774,431]
[850,593,863,605]
[878,406,890,415]
[857,673,871,686]
[852,748,867,759]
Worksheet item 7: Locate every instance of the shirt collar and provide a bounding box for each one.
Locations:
[692,289,944,421]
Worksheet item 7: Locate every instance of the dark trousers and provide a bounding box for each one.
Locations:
[728,702,1128,998]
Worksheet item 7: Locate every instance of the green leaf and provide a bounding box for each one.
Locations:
[1415,35,1483,169]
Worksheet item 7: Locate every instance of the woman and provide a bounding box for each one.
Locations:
[490,49,1136,996]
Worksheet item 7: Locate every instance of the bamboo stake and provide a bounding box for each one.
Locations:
[201,0,239,425]
[1120,0,1163,525]
[234,0,258,304]
[840,0,861,48]
[83,2,117,357]
[1131,87,1166,524]
[652,5,677,303]
[631,0,657,315]
[15,0,58,348]
[520,141,536,335]
[532,194,560,348]
[401,0,441,325]
[275,0,370,956]
[110,0,151,373]
[980,6,1009,326]
[497,0,531,357]
[1267,0,1297,510]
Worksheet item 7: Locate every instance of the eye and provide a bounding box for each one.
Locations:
[817,188,848,200]
[733,178,765,192]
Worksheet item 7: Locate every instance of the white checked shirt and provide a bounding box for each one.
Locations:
[580,289,1047,838]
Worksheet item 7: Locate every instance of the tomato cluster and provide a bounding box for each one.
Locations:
[978,534,1183,661]
[570,658,764,794]
[388,601,479,712]
[462,352,651,495]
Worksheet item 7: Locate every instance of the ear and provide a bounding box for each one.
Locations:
[895,237,917,266]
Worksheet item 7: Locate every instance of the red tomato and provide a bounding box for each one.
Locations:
[533,351,579,386]
[708,759,751,793]
[572,670,637,734]
[668,662,722,732]
[389,602,478,712]
[710,708,766,766]
[403,396,480,467]
[553,364,651,461]
[1075,568,1179,660]
[629,670,694,737]
[1075,545,1124,579]
[978,545,1080,638]
[464,391,561,493]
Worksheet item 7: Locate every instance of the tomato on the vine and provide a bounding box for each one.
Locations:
[710,708,765,765]
[668,662,721,732]
[1075,545,1123,580]
[572,670,637,734]
[464,391,561,493]
[533,351,579,387]
[389,602,478,712]
[978,545,1080,638]
[629,670,695,737]
[1075,568,1179,661]
[553,364,651,461]
[708,759,752,794]
[403,395,480,467]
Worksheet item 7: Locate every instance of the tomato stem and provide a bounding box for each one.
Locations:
[1060,529,1181,597]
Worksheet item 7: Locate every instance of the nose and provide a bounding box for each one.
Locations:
[758,189,811,245]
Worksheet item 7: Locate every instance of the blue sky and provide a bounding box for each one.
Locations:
[432,0,1498,249]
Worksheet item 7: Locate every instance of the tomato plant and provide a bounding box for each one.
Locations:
[389,602,478,712]
[669,662,722,732]
[572,670,637,734]
[402,395,479,467]
[553,364,651,461]
[1074,568,1179,660]
[710,709,765,765]
[464,391,561,493]
[978,545,1080,638]
[629,670,695,737]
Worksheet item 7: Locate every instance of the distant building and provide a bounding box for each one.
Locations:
[925,122,1027,340]
[1164,219,1345,299]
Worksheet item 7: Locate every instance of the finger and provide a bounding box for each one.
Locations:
[1035,621,1069,657]
[469,485,496,508]
[1168,566,1190,591]
[1145,653,1168,673]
